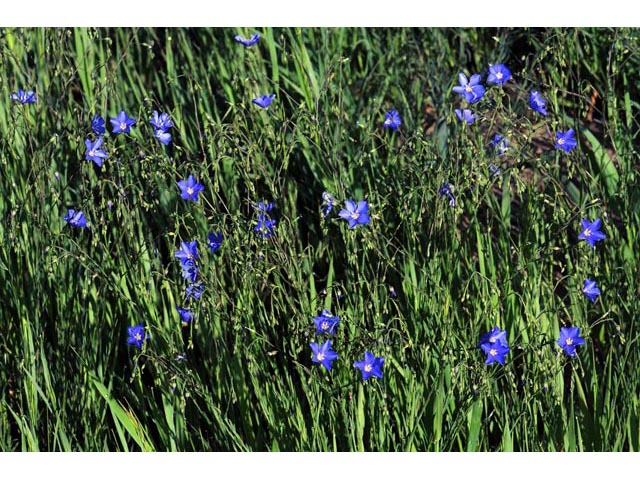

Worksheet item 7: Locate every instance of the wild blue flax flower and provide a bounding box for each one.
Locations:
[178,174,205,202]
[452,73,485,104]
[64,209,87,228]
[382,109,402,131]
[478,326,509,348]
[582,279,601,303]
[490,134,509,156]
[439,183,456,207]
[127,324,146,349]
[234,33,260,46]
[480,342,510,365]
[529,91,547,116]
[91,114,106,134]
[110,110,136,134]
[455,109,475,124]
[85,137,108,167]
[154,129,172,145]
[487,63,511,86]
[149,111,174,131]
[11,89,36,104]
[555,129,577,152]
[479,326,510,365]
[321,192,335,217]
[174,241,198,265]
[354,351,384,380]
[313,309,340,335]
[176,307,193,326]
[310,340,339,371]
[208,231,223,253]
[339,200,370,229]
[557,326,585,357]
[150,111,174,145]
[254,214,276,239]
[578,218,606,248]
[185,283,202,301]
[255,201,274,214]
[252,94,276,108]
[180,259,199,283]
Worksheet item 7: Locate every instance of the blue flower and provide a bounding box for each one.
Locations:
[439,183,456,207]
[529,90,547,116]
[312,309,340,335]
[582,279,601,303]
[234,33,260,47]
[479,326,510,365]
[177,174,205,202]
[154,129,172,145]
[480,341,510,365]
[478,326,509,348]
[557,326,585,357]
[180,259,199,283]
[110,110,136,134]
[254,214,276,239]
[321,192,334,217]
[487,63,512,86]
[382,109,401,131]
[338,200,370,229]
[177,306,194,326]
[84,137,108,167]
[555,129,577,152]
[252,94,276,108]
[255,201,274,214]
[149,111,174,145]
[578,218,606,248]
[91,114,106,134]
[149,110,174,131]
[127,324,146,349]
[64,209,87,228]
[207,231,223,253]
[490,134,509,156]
[174,241,198,265]
[354,351,384,380]
[185,283,203,301]
[452,73,485,104]
[11,89,36,104]
[310,340,339,371]
[455,109,476,124]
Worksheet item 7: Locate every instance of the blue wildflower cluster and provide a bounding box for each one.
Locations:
[448,62,606,363]
[254,201,277,239]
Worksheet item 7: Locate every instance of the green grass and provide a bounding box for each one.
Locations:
[1,27,639,451]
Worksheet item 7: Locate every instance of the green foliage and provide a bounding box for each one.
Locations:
[1,27,639,451]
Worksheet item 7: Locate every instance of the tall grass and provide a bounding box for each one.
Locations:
[0,27,639,451]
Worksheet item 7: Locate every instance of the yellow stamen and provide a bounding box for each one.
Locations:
[187,187,194,195]
[351,213,359,220]
[558,138,565,145]
[490,348,497,356]
[135,333,142,341]
[496,72,503,79]
[465,85,472,92]
[317,353,325,361]
[120,122,127,131]
[364,364,372,372]
[566,338,573,345]
[321,321,329,330]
